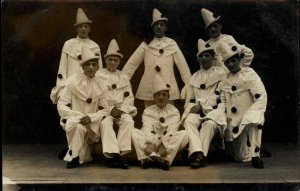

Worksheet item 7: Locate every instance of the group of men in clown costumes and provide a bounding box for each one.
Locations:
[51,7,267,170]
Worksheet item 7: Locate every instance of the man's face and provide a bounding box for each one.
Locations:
[82,59,99,78]
[206,22,222,39]
[152,21,167,38]
[105,56,120,72]
[224,55,241,74]
[76,23,91,39]
[154,90,170,109]
[198,52,214,70]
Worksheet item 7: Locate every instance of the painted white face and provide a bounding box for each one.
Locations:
[105,56,121,72]
[82,59,99,78]
[154,90,170,109]
[152,21,167,38]
[76,23,91,39]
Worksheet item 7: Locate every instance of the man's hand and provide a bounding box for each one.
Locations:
[79,115,91,126]
[190,105,203,114]
[157,143,167,157]
[110,107,124,118]
[144,142,156,156]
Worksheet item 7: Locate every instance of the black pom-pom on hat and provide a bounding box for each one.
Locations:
[231,46,237,51]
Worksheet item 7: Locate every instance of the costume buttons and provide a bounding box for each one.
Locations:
[232,85,237,91]
[215,91,220,95]
[255,93,261,99]
[166,84,170,88]
[155,66,161,72]
[62,119,67,124]
[98,106,104,110]
[200,84,206,89]
[231,46,237,51]
[159,49,164,54]
[232,126,239,133]
[57,74,63,79]
[231,107,237,113]
[66,103,72,108]
[159,117,165,123]
[163,131,167,135]
[124,91,130,97]
[86,98,92,103]
[255,147,260,152]
[151,131,155,134]
[216,98,221,104]
[189,98,196,103]
[77,55,81,60]
[112,84,117,89]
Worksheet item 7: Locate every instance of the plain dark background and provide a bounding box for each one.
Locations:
[1,0,299,144]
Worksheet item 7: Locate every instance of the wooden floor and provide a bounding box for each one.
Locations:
[2,143,300,191]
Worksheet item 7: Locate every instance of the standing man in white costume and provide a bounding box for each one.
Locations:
[122,8,191,108]
[182,39,227,168]
[57,45,109,169]
[97,39,137,169]
[51,8,102,104]
[51,8,103,160]
[200,8,254,69]
[218,42,267,169]
[132,74,188,170]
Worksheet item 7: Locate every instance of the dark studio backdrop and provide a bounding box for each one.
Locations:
[1,0,299,144]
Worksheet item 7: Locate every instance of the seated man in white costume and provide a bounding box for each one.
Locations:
[57,45,109,169]
[132,74,188,170]
[98,39,137,169]
[218,42,267,169]
[182,39,227,168]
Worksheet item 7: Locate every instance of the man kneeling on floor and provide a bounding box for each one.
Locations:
[57,45,110,169]
[132,74,189,170]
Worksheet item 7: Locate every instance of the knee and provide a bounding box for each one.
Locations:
[101,116,113,127]
[121,114,134,124]
[202,120,217,130]
[184,114,200,129]
[76,124,87,134]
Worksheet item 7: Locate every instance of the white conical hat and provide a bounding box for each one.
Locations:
[201,8,220,28]
[80,45,99,65]
[219,42,240,62]
[151,8,168,26]
[152,74,170,95]
[196,39,215,57]
[74,8,92,26]
[104,39,123,59]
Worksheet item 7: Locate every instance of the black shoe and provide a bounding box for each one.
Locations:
[66,156,79,169]
[189,152,206,169]
[58,145,68,160]
[150,156,170,171]
[106,157,119,168]
[119,155,130,169]
[141,159,153,169]
[251,157,264,169]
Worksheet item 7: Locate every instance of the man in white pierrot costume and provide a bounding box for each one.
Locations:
[200,8,254,69]
[182,39,227,168]
[217,42,267,169]
[97,39,137,169]
[51,8,103,104]
[57,45,109,169]
[132,74,188,170]
[122,8,191,108]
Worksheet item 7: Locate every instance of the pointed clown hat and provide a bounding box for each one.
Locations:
[152,74,170,95]
[219,42,241,62]
[151,8,168,26]
[80,45,99,65]
[74,8,92,26]
[201,8,220,28]
[104,39,123,59]
[196,39,215,57]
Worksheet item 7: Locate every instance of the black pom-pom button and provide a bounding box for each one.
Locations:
[62,119,67,124]
[232,85,237,91]
[166,84,170,88]
[190,98,196,103]
[200,84,206,89]
[58,74,63,79]
[215,91,220,95]
[86,98,92,103]
[255,93,261,99]
[159,49,164,54]
[124,91,130,97]
[155,66,161,72]
[231,46,237,51]
[255,147,260,153]
[112,84,117,89]
[77,55,81,60]
[98,106,104,110]
[159,117,165,123]
[231,107,237,113]
[66,103,72,108]
[232,126,239,133]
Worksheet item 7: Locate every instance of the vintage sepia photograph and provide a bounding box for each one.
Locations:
[2,0,299,190]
